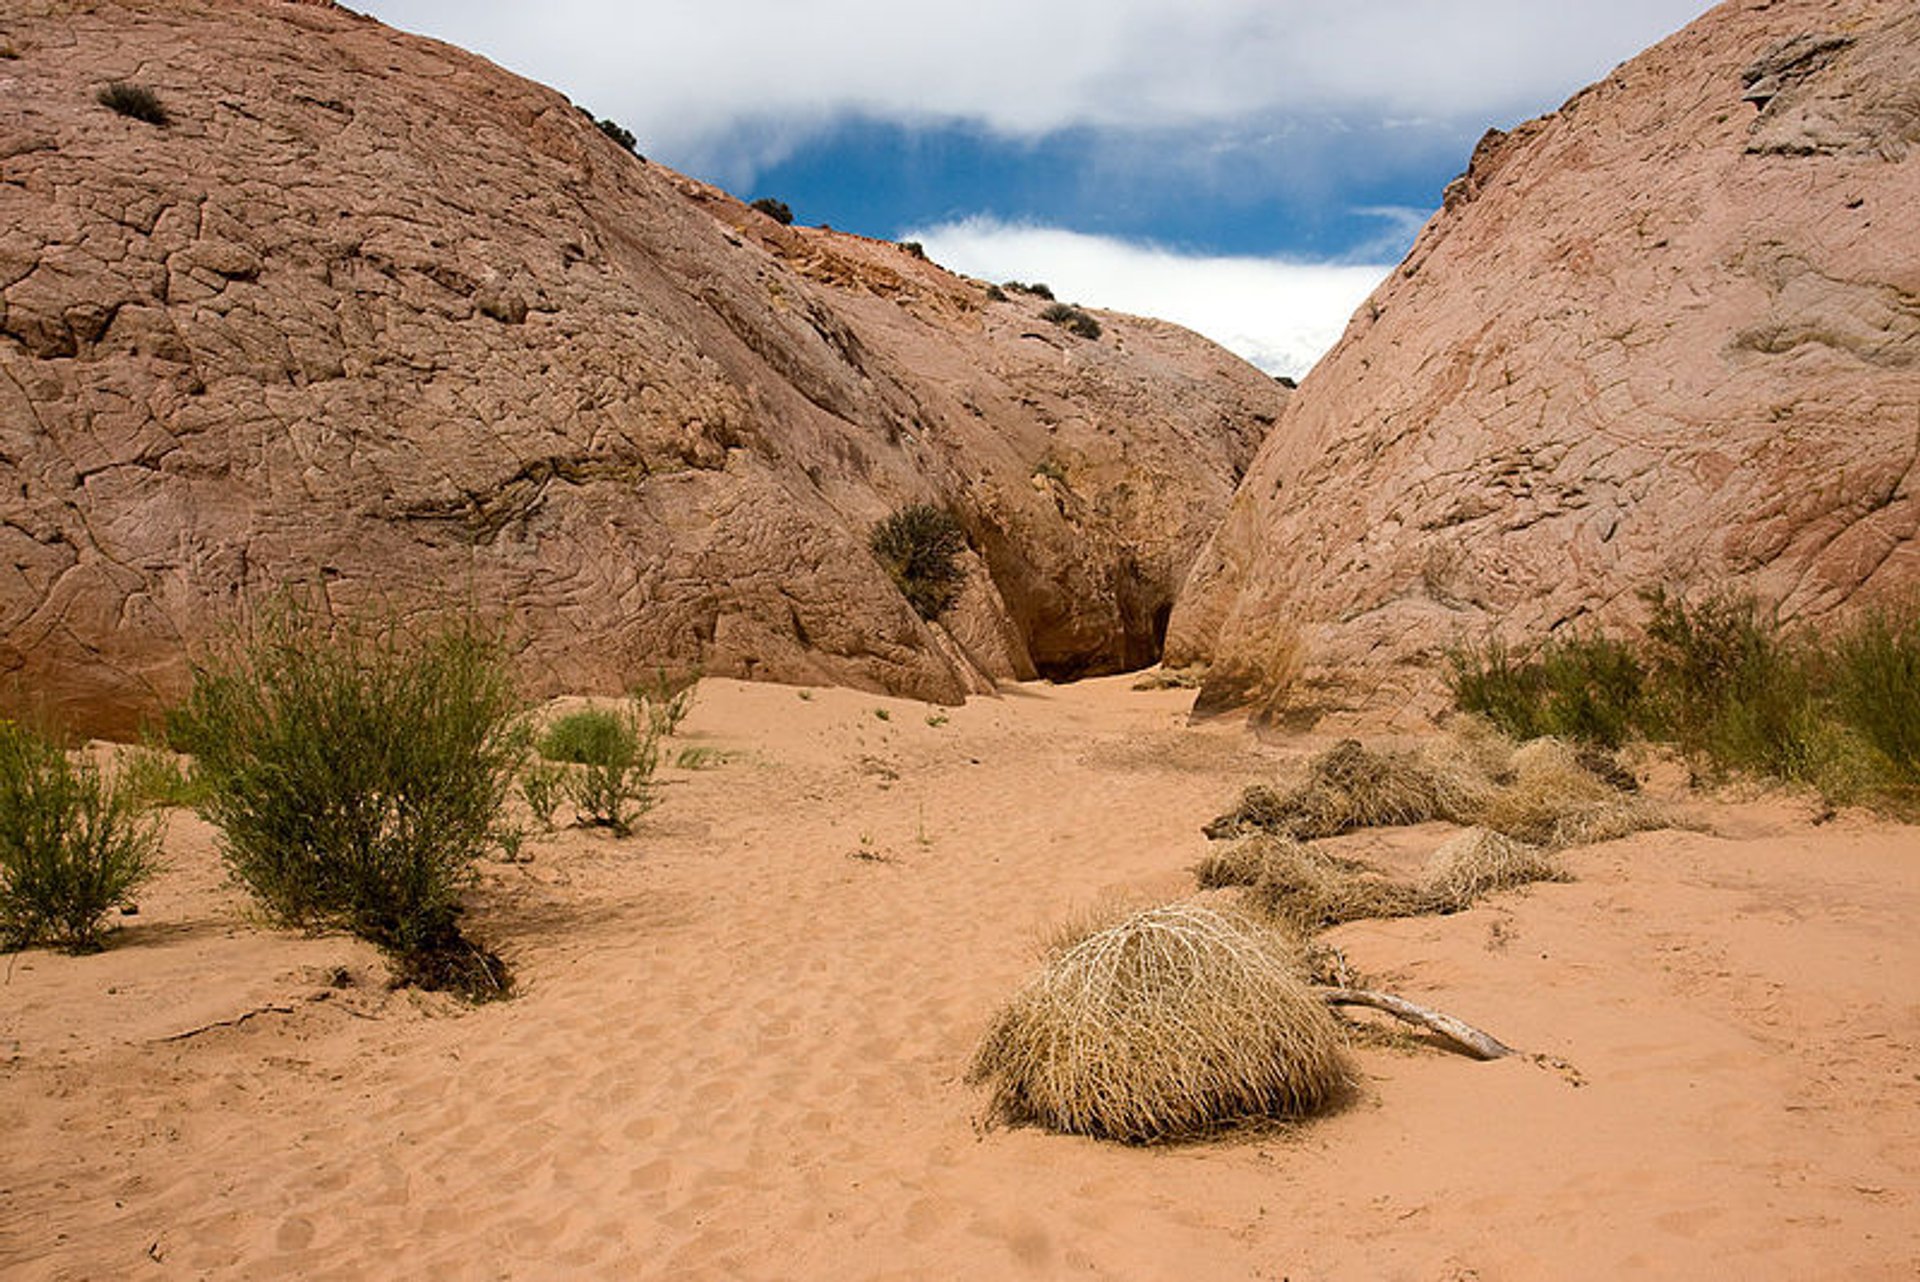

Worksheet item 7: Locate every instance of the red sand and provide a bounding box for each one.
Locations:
[4,676,1916,1279]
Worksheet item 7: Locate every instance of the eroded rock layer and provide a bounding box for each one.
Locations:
[0,1,1281,735]
[1169,0,1920,727]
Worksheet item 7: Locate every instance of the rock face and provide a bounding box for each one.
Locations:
[1169,0,1920,727]
[0,1,1281,737]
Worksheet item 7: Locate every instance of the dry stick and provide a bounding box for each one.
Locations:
[1318,987,1516,1061]
[150,1003,294,1044]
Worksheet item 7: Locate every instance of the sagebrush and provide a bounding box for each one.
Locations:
[1449,590,1920,804]
[0,721,161,953]
[168,608,524,997]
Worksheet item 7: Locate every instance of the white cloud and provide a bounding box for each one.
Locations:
[905,217,1393,378]
[359,1,1714,172]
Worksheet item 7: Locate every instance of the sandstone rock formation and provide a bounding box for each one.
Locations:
[0,0,1281,737]
[1169,0,1920,727]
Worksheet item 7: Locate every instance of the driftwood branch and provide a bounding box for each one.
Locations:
[150,1003,294,1044]
[1318,987,1516,1060]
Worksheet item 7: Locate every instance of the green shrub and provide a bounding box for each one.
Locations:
[1446,590,1920,807]
[168,608,525,997]
[1041,302,1102,340]
[117,741,206,809]
[984,283,1008,302]
[1641,589,1821,780]
[1002,281,1055,300]
[596,117,639,154]
[0,721,161,953]
[1446,632,1643,749]
[535,688,683,836]
[98,82,169,126]
[899,240,926,259]
[750,197,794,225]
[1829,603,1920,789]
[870,504,968,620]
[519,761,568,831]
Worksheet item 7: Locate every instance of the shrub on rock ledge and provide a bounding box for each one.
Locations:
[870,504,967,620]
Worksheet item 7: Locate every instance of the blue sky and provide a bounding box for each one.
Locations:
[356,1,1715,376]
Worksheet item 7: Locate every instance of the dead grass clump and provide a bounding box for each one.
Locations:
[1247,851,1430,929]
[1193,832,1310,890]
[1207,836,1426,929]
[1204,740,1453,840]
[967,902,1350,1142]
[1422,828,1567,911]
[1476,738,1664,849]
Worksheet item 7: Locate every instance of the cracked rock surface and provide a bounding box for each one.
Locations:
[0,0,1281,736]
[1169,0,1920,727]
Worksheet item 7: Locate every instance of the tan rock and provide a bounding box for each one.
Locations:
[0,0,1280,736]
[1170,0,1920,728]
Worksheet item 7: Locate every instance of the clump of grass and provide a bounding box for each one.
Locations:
[870,504,968,620]
[167,607,524,998]
[1040,302,1102,340]
[1197,826,1567,930]
[1131,665,1206,691]
[1421,828,1567,910]
[1473,738,1664,848]
[968,901,1350,1142]
[0,721,162,953]
[97,81,169,126]
[1209,836,1428,929]
[1204,740,1457,840]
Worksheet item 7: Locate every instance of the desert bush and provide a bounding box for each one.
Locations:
[968,902,1350,1142]
[749,197,794,225]
[0,721,161,953]
[1448,632,1643,748]
[595,117,639,154]
[870,503,968,620]
[899,240,926,259]
[1040,302,1102,340]
[98,81,169,126]
[116,741,204,809]
[1828,604,1920,789]
[518,761,568,831]
[537,703,659,836]
[168,609,524,997]
[984,283,1008,302]
[1640,589,1827,781]
[1027,282,1055,300]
